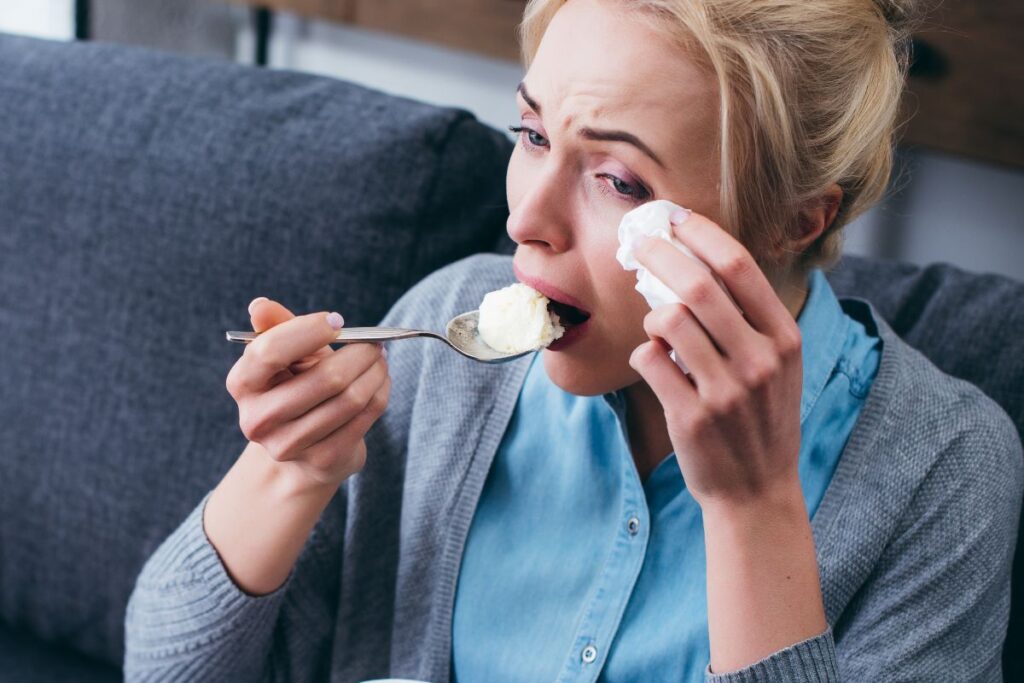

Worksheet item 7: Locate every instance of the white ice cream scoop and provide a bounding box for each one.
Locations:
[476,282,565,353]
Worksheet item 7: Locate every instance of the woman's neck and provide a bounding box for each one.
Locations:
[623,381,674,482]
[622,276,810,483]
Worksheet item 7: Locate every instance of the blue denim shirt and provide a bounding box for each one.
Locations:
[452,268,882,683]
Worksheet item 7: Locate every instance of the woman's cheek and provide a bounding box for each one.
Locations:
[598,272,644,342]
[505,149,526,211]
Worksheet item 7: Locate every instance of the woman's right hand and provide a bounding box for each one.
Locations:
[225,297,391,493]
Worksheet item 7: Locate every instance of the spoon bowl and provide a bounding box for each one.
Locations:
[225,310,536,364]
[443,310,536,363]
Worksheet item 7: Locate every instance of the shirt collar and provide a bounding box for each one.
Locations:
[603,268,848,427]
[796,268,849,424]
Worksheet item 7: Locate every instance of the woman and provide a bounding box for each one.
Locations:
[125,0,1023,681]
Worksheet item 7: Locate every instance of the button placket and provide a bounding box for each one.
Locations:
[553,396,653,683]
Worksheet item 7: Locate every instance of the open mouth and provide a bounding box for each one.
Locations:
[511,263,592,348]
[547,298,591,329]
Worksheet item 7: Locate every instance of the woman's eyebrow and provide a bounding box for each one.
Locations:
[577,127,665,169]
[516,81,666,169]
[516,81,543,115]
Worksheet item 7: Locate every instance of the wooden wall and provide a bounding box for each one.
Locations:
[902,1,1023,167]
[239,0,526,61]
[230,0,1023,168]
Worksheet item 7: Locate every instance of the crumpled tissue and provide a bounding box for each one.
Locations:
[615,199,740,375]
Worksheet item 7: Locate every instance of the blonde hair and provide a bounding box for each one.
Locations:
[518,0,918,278]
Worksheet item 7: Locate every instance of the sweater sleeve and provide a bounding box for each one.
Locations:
[123,487,347,682]
[829,403,1023,682]
[705,628,839,682]
[705,394,1022,683]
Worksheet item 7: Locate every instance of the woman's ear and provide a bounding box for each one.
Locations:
[818,183,843,232]
[772,184,843,260]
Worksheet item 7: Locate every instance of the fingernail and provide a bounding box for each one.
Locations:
[326,312,344,330]
[670,208,691,225]
[380,344,388,359]
[248,296,268,315]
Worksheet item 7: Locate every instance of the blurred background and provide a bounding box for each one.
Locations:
[2,0,1022,280]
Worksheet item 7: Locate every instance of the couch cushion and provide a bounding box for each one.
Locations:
[0,33,510,666]
[0,624,119,683]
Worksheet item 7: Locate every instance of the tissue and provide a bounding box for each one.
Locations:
[616,199,739,375]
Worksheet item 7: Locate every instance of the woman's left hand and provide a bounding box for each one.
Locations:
[629,208,804,509]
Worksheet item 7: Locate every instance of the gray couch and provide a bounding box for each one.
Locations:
[0,33,1021,682]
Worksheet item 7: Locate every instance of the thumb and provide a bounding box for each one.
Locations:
[248,298,308,385]
[248,297,336,377]
[248,297,295,333]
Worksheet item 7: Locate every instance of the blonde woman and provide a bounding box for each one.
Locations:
[125,0,1022,681]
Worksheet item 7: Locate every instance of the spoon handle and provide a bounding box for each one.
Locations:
[225,327,437,344]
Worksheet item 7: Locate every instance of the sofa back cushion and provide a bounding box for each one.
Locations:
[0,33,510,664]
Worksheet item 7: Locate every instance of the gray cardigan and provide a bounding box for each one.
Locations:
[124,254,1024,682]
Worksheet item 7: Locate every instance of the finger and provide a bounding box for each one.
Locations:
[249,297,295,333]
[266,355,389,462]
[301,374,391,474]
[250,298,338,363]
[667,211,794,338]
[248,297,307,388]
[255,342,383,427]
[634,236,760,361]
[643,303,726,389]
[629,338,699,416]
[251,297,335,372]
[234,310,344,394]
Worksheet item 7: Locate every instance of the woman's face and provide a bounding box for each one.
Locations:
[507,0,721,396]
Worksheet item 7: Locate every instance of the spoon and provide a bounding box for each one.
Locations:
[225,310,534,364]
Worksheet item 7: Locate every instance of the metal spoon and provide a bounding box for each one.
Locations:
[225,310,534,364]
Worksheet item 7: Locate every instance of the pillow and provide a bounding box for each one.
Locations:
[0,33,511,664]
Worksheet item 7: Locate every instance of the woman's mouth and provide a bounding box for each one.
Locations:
[546,297,591,351]
[511,264,593,351]
[547,298,591,327]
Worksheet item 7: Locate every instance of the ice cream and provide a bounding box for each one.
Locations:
[478,283,565,353]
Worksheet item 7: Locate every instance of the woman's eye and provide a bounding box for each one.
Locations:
[509,124,650,204]
[508,125,548,150]
[597,173,651,204]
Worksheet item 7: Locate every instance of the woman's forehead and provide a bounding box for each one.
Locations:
[517,68,718,173]
[525,1,716,126]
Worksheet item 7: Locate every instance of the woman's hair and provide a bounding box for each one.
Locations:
[518,0,919,278]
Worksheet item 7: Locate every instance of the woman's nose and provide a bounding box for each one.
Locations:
[507,169,573,252]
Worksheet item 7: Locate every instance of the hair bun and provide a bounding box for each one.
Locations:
[874,0,922,36]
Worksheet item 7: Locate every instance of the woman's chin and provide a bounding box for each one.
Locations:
[541,346,631,397]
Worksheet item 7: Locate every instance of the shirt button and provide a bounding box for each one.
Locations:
[581,644,598,664]
[627,516,640,535]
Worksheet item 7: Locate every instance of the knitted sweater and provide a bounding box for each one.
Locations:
[124,254,1024,682]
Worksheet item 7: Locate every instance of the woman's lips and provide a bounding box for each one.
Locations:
[512,263,592,317]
